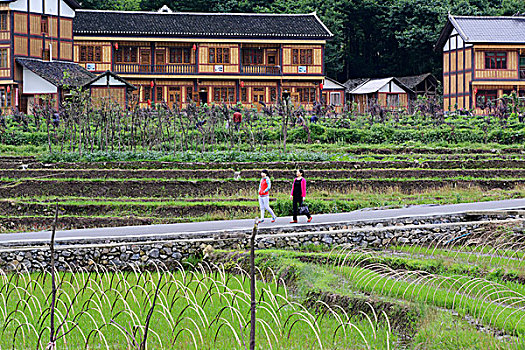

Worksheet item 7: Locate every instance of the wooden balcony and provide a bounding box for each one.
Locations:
[113,64,197,75]
[241,65,281,75]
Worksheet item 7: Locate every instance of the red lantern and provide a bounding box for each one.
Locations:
[150,81,154,88]
[115,43,119,50]
[319,83,324,90]
[474,88,478,95]
[192,44,197,51]
[240,81,245,88]
[6,86,10,93]
[147,99,152,107]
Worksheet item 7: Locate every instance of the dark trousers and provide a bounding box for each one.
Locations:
[293,196,311,221]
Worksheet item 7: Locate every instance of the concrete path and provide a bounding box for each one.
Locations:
[2,198,525,245]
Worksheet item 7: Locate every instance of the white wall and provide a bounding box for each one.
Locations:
[378,81,405,93]
[60,0,75,18]
[29,0,43,14]
[90,75,126,87]
[9,0,28,11]
[23,68,58,94]
[45,0,59,16]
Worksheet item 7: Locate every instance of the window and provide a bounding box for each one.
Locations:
[330,92,342,106]
[297,87,316,103]
[0,49,7,68]
[0,13,7,31]
[300,49,313,65]
[156,87,164,102]
[476,90,497,107]
[209,48,230,64]
[485,52,507,69]
[270,87,277,102]
[42,47,50,61]
[79,46,102,63]
[186,87,193,102]
[115,47,138,63]
[41,16,48,34]
[292,49,299,65]
[169,48,190,64]
[241,87,247,102]
[213,87,235,103]
[242,49,263,65]
[143,86,152,102]
[386,94,399,108]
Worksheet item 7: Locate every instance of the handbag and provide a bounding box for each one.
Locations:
[298,203,310,215]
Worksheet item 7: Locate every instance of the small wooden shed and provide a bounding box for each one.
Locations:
[321,77,346,113]
[345,77,414,114]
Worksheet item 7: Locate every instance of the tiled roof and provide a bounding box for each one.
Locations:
[0,0,80,8]
[16,58,95,88]
[342,78,369,91]
[436,15,525,49]
[396,73,437,89]
[73,10,333,39]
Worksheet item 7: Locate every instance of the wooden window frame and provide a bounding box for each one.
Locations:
[292,49,314,66]
[292,49,299,65]
[115,47,138,63]
[476,90,497,107]
[209,47,230,64]
[242,49,263,65]
[0,48,8,68]
[330,92,342,106]
[485,52,507,70]
[270,87,277,102]
[213,87,235,103]
[41,16,48,35]
[186,86,193,102]
[296,87,316,103]
[0,13,8,31]
[79,45,102,63]
[143,86,152,102]
[241,87,248,102]
[156,86,164,102]
[386,94,399,108]
[169,47,191,64]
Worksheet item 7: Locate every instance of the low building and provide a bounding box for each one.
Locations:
[436,15,525,114]
[397,73,438,98]
[344,77,413,114]
[321,77,345,113]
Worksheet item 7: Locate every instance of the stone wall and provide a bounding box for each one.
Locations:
[1,212,523,272]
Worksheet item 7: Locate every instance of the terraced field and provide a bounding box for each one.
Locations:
[2,148,525,233]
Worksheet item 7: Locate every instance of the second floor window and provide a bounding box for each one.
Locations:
[0,49,7,68]
[41,16,48,34]
[0,13,7,31]
[115,47,138,63]
[170,48,190,64]
[209,48,230,64]
[242,49,263,65]
[485,52,507,69]
[293,49,313,65]
[80,46,102,62]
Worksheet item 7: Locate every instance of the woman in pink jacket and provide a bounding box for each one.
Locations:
[290,169,312,223]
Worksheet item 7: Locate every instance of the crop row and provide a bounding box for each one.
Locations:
[5,168,525,180]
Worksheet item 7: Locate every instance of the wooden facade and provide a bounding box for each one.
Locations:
[0,0,79,110]
[437,16,525,114]
[71,9,332,109]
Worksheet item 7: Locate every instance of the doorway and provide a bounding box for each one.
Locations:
[199,89,208,105]
[156,50,166,73]
[140,50,151,73]
[168,87,181,109]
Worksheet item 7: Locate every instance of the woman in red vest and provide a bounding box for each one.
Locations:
[258,169,277,223]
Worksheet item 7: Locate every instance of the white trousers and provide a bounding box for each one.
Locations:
[259,196,276,220]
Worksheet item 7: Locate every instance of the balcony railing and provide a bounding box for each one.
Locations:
[520,68,525,80]
[113,64,197,74]
[241,65,281,75]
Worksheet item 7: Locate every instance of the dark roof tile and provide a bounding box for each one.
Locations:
[73,10,333,39]
[16,58,95,88]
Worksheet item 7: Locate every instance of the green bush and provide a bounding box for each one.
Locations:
[0,132,48,146]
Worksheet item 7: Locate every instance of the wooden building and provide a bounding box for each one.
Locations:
[321,77,345,113]
[0,0,132,112]
[397,73,438,98]
[436,15,525,114]
[344,77,413,114]
[72,8,333,109]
